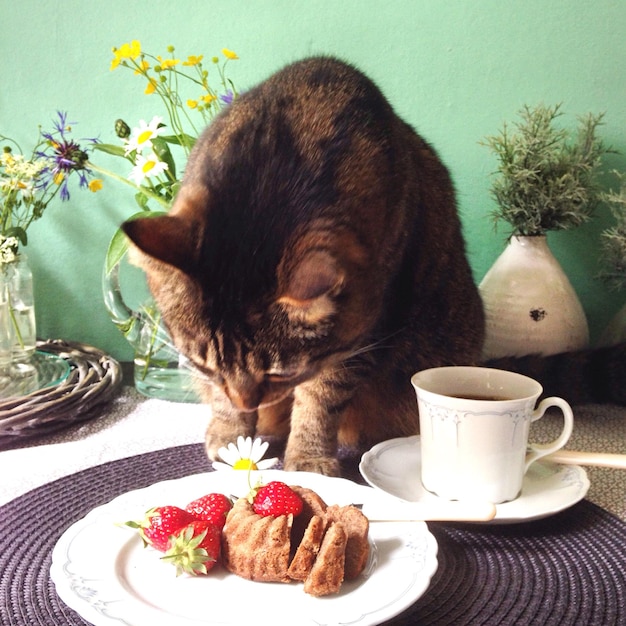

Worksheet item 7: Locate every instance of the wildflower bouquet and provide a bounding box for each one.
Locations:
[93,41,239,274]
[0,112,100,262]
[93,41,239,396]
[0,113,100,362]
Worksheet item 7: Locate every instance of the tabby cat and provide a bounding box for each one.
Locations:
[124,57,625,476]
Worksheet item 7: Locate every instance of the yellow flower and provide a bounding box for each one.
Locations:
[145,78,157,95]
[110,40,141,70]
[156,56,180,70]
[134,60,150,75]
[53,172,65,186]
[88,178,103,192]
[201,94,216,104]
[128,40,141,58]
[222,48,239,60]
[187,99,198,109]
[183,55,204,66]
[0,152,15,168]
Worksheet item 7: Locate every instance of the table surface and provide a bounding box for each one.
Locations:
[0,385,624,519]
[0,384,625,626]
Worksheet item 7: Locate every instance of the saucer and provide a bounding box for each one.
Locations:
[359,436,590,523]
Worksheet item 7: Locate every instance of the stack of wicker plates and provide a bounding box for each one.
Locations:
[0,339,123,449]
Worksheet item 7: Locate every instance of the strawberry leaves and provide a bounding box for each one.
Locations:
[162,520,221,576]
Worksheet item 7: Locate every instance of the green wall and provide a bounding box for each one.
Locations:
[2,0,625,361]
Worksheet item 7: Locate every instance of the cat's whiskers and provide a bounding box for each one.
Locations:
[180,358,212,382]
[344,330,403,360]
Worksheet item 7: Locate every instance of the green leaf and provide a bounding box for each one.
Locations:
[160,133,196,150]
[135,191,150,210]
[93,143,127,158]
[151,137,176,179]
[105,227,131,276]
[5,226,28,246]
[104,210,168,275]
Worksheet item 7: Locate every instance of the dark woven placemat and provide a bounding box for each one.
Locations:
[0,443,624,626]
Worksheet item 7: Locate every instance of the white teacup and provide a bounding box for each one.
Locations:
[411,366,574,504]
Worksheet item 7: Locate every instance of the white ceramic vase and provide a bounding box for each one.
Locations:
[479,235,589,359]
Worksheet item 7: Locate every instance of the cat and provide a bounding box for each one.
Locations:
[123,56,626,476]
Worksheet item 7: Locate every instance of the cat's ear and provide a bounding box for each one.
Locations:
[277,250,344,323]
[122,215,199,273]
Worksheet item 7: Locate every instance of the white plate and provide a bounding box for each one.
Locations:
[360,436,590,523]
[51,469,438,626]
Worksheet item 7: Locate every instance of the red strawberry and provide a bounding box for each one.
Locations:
[252,481,303,517]
[185,493,233,529]
[126,505,197,552]
[162,519,221,576]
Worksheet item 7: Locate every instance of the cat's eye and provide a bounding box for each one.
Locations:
[266,370,301,384]
[189,361,217,379]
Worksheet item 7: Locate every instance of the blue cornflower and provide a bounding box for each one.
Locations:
[219,90,235,106]
[37,111,99,200]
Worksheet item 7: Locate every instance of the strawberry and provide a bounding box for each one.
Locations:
[185,493,233,529]
[251,481,303,517]
[162,519,221,576]
[126,505,197,552]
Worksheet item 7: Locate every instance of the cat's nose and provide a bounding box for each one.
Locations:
[226,382,263,412]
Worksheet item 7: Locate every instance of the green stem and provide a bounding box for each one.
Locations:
[88,162,170,209]
[140,311,162,380]
[6,290,24,350]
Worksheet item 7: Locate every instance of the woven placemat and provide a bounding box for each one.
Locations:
[0,339,123,449]
[0,443,624,626]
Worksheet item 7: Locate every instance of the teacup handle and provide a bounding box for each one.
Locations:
[525,397,574,472]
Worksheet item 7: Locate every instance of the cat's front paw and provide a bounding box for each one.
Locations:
[204,421,255,462]
[283,455,340,477]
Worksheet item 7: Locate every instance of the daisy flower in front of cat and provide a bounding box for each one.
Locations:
[212,436,278,471]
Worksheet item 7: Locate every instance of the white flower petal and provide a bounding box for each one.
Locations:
[216,442,241,466]
[147,115,164,130]
[250,438,269,462]
[124,116,166,156]
[211,461,234,472]
[237,436,254,460]
[256,457,279,470]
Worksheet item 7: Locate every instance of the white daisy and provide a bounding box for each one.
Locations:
[124,116,165,155]
[128,151,169,185]
[212,436,279,471]
[0,236,19,264]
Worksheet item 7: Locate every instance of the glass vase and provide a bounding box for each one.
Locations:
[0,254,39,396]
[102,249,200,403]
[0,254,37,363]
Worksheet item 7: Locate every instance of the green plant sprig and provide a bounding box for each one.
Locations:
[599,171,626,291]
[482,103,610,236]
